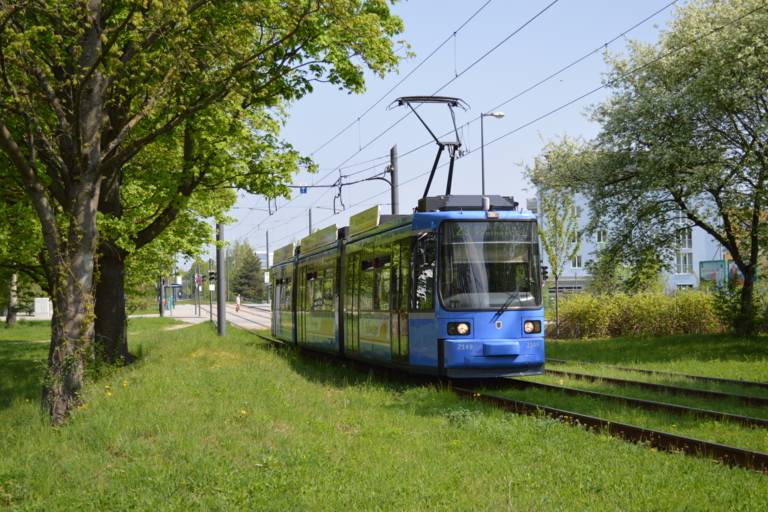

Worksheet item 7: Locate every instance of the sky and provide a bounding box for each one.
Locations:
[220,0,681,262]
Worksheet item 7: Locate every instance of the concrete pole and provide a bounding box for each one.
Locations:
[216,223,226,336]
[266,230,270,305]
[480,114,486,196]
[390,145,399,215]
[159,277,165,317]
[209,259,214,322]
[308,208,312,235]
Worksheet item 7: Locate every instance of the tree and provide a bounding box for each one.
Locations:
[585,247,664,295]
[231,244,265,302]
[527,143,585,335]
[538,193,581,336]
[583,0,768,336]
[0,1,404,424]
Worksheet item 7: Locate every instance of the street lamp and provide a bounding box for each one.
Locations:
[480,111,505,196]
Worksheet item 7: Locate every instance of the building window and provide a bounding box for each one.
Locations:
[596,229,607,245]
[570,255,583,269]
[675,251,693,274]
[678,227,692,249]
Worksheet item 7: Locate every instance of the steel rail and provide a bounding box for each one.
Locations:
[506,379,768,428]
[545,369,768,407]
[547,358,768,391]
[453,387,768,473]
[200,304,271,330]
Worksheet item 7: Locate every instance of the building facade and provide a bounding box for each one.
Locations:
[527,194,726,293]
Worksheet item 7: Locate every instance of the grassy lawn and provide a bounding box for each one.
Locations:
[1,320,767,510]
[547,334,768,382]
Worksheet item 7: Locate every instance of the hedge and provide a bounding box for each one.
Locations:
[551,291,724,339]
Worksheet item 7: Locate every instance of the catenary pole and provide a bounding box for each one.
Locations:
[390,144,399,214]
[216,223,226,336]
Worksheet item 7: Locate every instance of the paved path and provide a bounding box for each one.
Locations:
[12,302,273,332]
[159,303,272,331]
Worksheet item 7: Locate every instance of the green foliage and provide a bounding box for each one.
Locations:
[230,242,265,302]
[2,320,768,509]
[555,291,723,339]
[533,0,768,335]
[586,248,665,295]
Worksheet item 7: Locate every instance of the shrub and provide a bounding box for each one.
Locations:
[552,290,723,339]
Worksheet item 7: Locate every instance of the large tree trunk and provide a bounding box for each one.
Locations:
[94,241,132,364]
[735,267,756,337]
[93,162,132,364]
[43,239,99,425]
[5,273,18,326]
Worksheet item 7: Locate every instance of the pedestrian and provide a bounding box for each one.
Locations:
[235,293,241,312]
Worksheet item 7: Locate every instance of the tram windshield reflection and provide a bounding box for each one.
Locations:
[439,221,541,310]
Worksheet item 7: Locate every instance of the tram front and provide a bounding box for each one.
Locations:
[431,201,545,377]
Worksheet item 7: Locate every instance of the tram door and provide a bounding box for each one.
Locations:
[390,239,409,360]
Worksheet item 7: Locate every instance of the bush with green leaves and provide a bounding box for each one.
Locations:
[553,291,723,339]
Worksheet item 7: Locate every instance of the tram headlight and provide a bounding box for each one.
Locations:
[448,322,471,336]
[523,320,541,334]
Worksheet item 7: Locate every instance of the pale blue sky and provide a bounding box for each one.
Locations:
[223,0,680,259]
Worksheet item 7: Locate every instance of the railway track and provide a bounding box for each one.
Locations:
[200,304,271,330]
[453,386,768,473]
[256,335,768,472]
[506,378,768,428]
[544,369,768,407]
[547,358,768,391]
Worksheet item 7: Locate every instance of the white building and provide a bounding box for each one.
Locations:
[527,195,726,293]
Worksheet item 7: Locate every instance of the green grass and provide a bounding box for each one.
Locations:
[527,373,768,420]
[499,380,768,453]
[545,361,768,399]
[0,321,51,409]
[547,333,768,382]
[1,321,767,510]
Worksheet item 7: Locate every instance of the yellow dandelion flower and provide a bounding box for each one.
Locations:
[122,379,129,388]
[239,409,247,417]
[105,390,113,397]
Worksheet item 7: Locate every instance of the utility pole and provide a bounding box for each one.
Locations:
[209,259,214,322]
[216,223,226,336]
[308,208,312,234]
[266,230,270,305]
[159,276,165,317]
[390,144,399,215]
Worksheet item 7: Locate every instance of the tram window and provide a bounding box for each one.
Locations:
[283,277,292,308]
[359,252,374,311]
[323,268,334,310]
[312,271,324,311]
[374,264,390,311]
[413,233,436,310]
[399,240,410,311]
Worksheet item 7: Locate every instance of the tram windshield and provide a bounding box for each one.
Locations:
[439,221,541,310]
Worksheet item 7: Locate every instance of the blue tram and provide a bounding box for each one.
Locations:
[270,194,545,378]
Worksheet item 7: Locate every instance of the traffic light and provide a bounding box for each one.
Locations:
[541,265,549,281]
[208,270,216,282]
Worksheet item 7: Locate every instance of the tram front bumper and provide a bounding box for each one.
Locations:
[443,338,544,368]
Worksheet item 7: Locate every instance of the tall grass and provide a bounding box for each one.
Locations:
[554,291,723,339]
[1,319,767,510]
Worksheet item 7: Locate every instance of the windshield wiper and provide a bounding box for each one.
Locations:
[492,291,519,322]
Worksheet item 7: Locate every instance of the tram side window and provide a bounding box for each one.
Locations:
[359,252,374,311]
[281,277,292,309]
[412,233,436,310]
[374,255,391,311]
[310,270,323,311]
[323,267,335,311]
